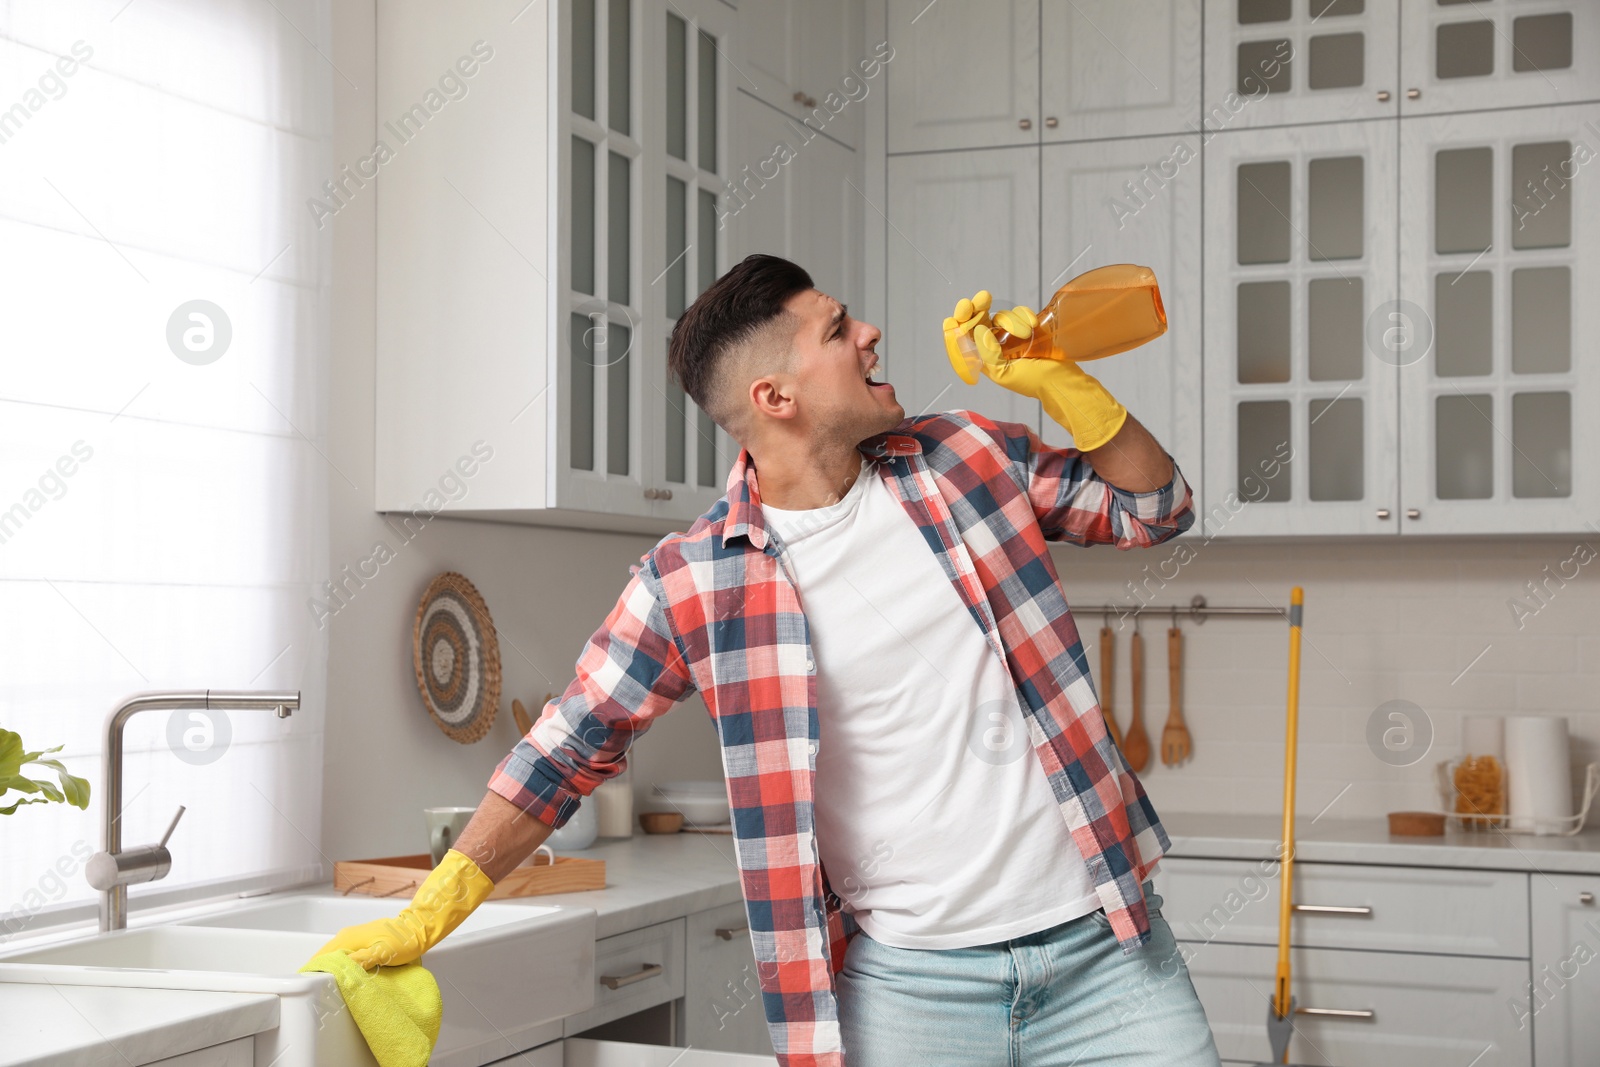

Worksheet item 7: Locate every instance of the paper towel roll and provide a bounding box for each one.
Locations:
[1505,715,1572,835]
[1461,714,1505,760]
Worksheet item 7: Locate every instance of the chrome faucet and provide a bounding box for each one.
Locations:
[87,690,299,932]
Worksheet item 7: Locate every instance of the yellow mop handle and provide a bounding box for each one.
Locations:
[1274,586,1305,1030]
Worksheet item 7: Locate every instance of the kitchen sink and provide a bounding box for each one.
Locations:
[0,894,597,1067]
[177,893,566,937]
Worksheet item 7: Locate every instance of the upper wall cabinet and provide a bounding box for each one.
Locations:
[1398,0,1600,116]
[1036,135,1203,508]
[1039,0,1202,142]
[1203,121,1400,536]
[1396,104,1599,534]
[884,0,1040,153]
[1204,0,1401,128]
[375,0,736,534]
[884,147,1042,430]
[723,91,865,330]
[737,0,867,149]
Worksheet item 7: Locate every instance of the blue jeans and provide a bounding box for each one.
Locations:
[836,880,1221,1066]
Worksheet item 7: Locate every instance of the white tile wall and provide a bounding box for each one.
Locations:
[1048,536,1600,821]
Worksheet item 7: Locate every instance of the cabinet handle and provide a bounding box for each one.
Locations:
[643,488,657,500]
[1018,118,1032,130]
[661,488,672,501]
[1376,508,1391,520]
[1296,1006,1375,1021]
[1044,116,1059,128]
[1581,891,1595,905]
[715,924,750,940]
[1292,904,1373,917]
[1406,508,1421,520]
[1376,90,1391,102]
[600,962,664,990]
[1407,88,1421,99]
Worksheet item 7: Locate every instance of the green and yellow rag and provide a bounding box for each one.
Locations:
[300,951,442,1067]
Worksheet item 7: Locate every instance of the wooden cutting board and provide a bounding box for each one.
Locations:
[334,852,605,898]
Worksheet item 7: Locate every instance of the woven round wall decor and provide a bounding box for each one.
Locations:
[412,571,501,743]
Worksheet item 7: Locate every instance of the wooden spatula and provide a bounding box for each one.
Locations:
[1161,625,1192,766]
[511,699,534,736]
[1098,625,1124,751]
[1123,627,1152,772]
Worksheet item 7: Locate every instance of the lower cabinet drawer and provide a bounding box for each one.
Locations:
[489,1039,778,1065]
[1184,941,1531,1066]
[563,1038,778,1065]
[562,920,687,1037]
[1158,857,1529,958]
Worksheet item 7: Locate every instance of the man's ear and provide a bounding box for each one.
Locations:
[750,375,798,421]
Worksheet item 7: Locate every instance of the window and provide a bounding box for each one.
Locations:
[1,4,330,937]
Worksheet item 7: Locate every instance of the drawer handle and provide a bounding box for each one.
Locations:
[1292,904,1372,916]
[715,925,750,940]
[599,963,663,990]
[1296,1006,1375,1021]
[1581,891,1595,905]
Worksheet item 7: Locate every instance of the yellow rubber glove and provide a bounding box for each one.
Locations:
[943,291,1129,451]
[311,849,495,970]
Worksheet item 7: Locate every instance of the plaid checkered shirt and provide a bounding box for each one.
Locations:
[489,408,1195,1066]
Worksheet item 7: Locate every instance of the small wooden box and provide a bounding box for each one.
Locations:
[333,853,606,899]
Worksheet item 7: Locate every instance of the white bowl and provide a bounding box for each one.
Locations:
[651,784,729,826]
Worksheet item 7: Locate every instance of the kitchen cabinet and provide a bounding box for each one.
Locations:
[679,901,773,1055]
[1159,856,1534,1065]
[737,0,866,149]
[375,0,736,534]
[883,146,1041,431]
[724,91,865,335]
[487,1038,775,1065]
[1202,119,1400,536]
[1038,0,1202,143]
[1204,0,1400,129]
[562,919,687,1037]
[146,1037,253,1066]
[884,0,1039,154]
[1396,103,1599,535]
[887,0,1201,153]
[1398,0,1600,117]
[1186,940,1531,1066]
[1036,135,1202,497]
[1529,872,1600,1067]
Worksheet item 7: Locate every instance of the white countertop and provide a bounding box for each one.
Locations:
[1162,811,1600,874]
[8,816,1595,1066]
[1,983,277,1067]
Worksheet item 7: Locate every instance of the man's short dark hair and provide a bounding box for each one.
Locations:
[667,253,813,435]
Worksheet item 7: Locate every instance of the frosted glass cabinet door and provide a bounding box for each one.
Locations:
[1203,0,1400,130]
[647,0,738,523]
[1398,0,1600,117]
[885,0,1040,153]
[1202,121,1400,536]
[1396,104,1599,535]
[1038,0,1202,142]
[884,147,1042,430]
[1037,136,1203,511]
[554,0,651,516]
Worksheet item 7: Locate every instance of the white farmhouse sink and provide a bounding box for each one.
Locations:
[0,895,596,1067]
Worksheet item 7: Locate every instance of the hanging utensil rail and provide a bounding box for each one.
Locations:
[1091,594,1286,624]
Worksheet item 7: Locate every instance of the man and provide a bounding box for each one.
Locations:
[317,254,1220,1066]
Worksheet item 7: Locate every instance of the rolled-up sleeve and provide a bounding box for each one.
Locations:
[986,416,1195,549]
[488,556,696,828]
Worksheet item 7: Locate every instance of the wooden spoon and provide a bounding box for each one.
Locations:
[1122,627,1152,772]
[1098,625,1124,751]
[511,699,534,735]
[1161,626,1193,766]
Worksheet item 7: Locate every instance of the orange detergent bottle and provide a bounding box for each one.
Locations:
[945,263,1167,385]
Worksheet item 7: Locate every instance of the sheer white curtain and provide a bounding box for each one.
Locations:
[0,0,331,937]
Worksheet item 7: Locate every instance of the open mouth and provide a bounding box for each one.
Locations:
[864,358,892,390]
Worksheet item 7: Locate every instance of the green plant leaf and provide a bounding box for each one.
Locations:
[0,796,50,815]
[0,730,89,815]
[0,730,23,780]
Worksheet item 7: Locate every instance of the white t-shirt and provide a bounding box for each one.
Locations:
[761,456,1103,949]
